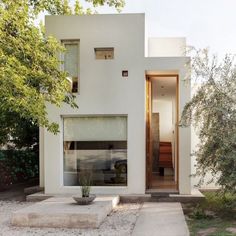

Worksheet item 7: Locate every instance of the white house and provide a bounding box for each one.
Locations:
[39,13,199,196]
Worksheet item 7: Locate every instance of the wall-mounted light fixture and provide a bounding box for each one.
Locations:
[122,70,128,77]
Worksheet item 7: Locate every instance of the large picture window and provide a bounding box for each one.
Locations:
[63,116,128,186]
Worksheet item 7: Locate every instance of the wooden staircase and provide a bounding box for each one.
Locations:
[159,142,173,168]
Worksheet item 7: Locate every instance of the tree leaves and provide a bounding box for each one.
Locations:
[0,2,75,132]
[29,0,125,15]
[181,48,236,193]
[0,0,125,147]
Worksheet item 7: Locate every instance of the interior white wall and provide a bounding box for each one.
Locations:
[152,79,177,180]
[43,14,191,195]
[152,100,173,142]
[172,98,178,180]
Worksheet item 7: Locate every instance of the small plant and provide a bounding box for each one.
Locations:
[73,171,95,205]
[191,204,209,220]
[203,192,236,218]
[79,171,92,197]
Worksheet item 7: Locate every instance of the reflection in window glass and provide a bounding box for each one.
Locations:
[94,48,114,60]
[63,41,79,93]
[63,116,127,186]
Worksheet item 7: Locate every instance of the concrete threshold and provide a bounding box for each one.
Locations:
[120,189,205,203]
[132,202,189,236]
[27,189,205,203]
[12,195,119,229]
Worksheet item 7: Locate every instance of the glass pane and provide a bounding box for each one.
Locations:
[63,116,127,186]
[64,43,78,78]
[95,48,114,60]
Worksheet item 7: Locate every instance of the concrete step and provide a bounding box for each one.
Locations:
[120,190,205,204]
[150,190,179,197]
[27,190,205,204]
[24,186,44,195]
[12,196,120,229]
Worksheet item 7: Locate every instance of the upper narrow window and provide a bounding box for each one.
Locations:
[62,40,79,93]
[94,47,114,60]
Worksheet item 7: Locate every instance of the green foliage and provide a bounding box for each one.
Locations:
[79,171,92,197]
[203,192,236,216]
[0,149,39,190]
[185,191,236,236]
[191,204,210,220]
[189,192,236,220]
[74,0,84,15]
[0,0,78,134]
[29,0,125,15]
[0,159,12,190]
[0,111,38,149]
[86,0,125,12]
[0,0,125,137]
[181,48,236,193]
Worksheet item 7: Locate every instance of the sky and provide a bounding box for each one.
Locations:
[42,0,236,56]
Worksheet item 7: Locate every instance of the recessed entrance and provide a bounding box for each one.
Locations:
[146,74,179,192]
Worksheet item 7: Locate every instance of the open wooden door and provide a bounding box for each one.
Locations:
[146,76,152,189]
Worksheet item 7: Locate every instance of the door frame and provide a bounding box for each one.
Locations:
[145,74,179,191]
[145,76,152,189]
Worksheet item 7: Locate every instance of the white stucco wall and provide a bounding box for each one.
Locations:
[152,100,173,142]
[148,38,186,57]
[44,14,145,195]
[39,127,44,188]
[42,14,191,195]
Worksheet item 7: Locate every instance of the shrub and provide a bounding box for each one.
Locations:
[181,48,236,193]
[0,160,12,191]
[203,192,236,218]
[0,150,39,189]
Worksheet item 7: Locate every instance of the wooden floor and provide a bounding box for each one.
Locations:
[150,174,177,190]
[148,142,177,192]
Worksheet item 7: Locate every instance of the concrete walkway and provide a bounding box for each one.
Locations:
[132,202,189,236]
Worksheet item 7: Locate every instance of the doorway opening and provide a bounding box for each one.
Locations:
[146,74,179,192]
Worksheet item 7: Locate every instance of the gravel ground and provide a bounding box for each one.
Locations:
[0,201,142,236]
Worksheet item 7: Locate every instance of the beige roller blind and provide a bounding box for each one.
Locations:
[64,116,127,141]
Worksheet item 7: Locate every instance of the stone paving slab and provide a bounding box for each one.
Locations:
[132,202,189,236]
[11,195,119,229]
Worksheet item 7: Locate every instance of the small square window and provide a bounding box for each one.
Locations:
[94,48,114,60]
[122,70,128,77]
